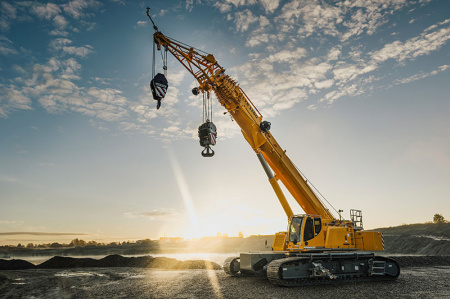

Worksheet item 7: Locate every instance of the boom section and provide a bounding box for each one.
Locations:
[153,32,223,92]
[153,32,334,221]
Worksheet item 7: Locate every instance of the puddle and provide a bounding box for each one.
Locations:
[11,278,26,285]
[55,271,106,278]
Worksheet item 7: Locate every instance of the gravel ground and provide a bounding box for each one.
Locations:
[1,266,449,299]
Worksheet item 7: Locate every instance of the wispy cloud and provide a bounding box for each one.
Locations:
[0,35,17,55]
[62,0,102,19]
[124,209,178,220]
[0,1,17,31]
[0,175,19,183]
[49,38,94,57]
[1,0,448,141]
[0,84,32,118]
[30,2,61,20]
[234,9,259,32]
[0,220,23,224]
[371,24,450,63]
[394,65,450,85]
[0,232,87,236]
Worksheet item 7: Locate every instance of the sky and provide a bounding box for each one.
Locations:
[0,0,449,246]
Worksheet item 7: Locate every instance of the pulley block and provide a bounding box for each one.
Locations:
[198,120,217,157]
[150,73,168,109]
[260,120,271,132]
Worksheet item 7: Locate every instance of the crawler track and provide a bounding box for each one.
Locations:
[267,253,400,287]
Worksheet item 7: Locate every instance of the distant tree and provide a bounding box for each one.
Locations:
[87,241,98,246]
[17,243,23,248]
[238,231,244,238]
[50,242,63,248]
[26,243,34,248]
[70,238,87,247]
[137,239,152,246]
[433,214,445,223]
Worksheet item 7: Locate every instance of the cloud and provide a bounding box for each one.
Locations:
[124,209,178,220]
[0,232,87,236]
[136,20,147,28]
[266,48,307,63]
[0,35,18,56]
[49,29,69,37]
[0,1,17,31]
[225,0,257,7]
[0,175,19,183]
[4,57,130,122]
[246,33,270,47]
[50,38,94,57]
[87,87,127,106]
[315,79,334,89]
[371,25,450,63]
[394,65,450,85]
[62,0,102,19]
[260,0,281,14]
[30,3,61,20]
[274,0,412,41]
[214,2,232,13]
[185,0,194,12]
[0,84,33,118]
[53,15,69,30]
[234,9,259,32]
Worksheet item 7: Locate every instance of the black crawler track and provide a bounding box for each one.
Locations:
[266,254,400,287]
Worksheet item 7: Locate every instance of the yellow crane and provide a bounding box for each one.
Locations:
[146,8,400,286]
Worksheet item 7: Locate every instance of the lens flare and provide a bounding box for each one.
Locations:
[167,146,200,237]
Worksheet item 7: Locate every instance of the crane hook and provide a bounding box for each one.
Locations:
[201,145,215,157]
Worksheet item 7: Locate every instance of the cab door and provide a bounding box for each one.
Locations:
[302,216,323,249]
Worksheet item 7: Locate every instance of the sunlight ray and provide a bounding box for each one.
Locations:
[167,146,200,237]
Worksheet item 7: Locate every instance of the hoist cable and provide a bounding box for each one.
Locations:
[152,40,156,79]
[208,92,213,122]
[163,46,168,77]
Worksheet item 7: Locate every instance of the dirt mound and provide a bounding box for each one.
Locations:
[96,254,154,267]
[31,255,222,270]
[390,255,450,268]
[383,235,450,255]
[37,256,98,269]
[0,259,36,270]
[377,223,450,239]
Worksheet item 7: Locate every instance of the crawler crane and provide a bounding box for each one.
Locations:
[146,8,400,286]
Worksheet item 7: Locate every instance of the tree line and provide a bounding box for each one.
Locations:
[7,238,155,249]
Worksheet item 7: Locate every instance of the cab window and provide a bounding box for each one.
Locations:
[314,217,321,235]
[289,217,303,243]
[303,217,314,242]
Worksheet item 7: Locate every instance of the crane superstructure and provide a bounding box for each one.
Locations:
[148,8,399,286]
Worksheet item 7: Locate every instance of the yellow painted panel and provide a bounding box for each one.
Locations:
[272,232,287,251]
[324,226,353,249]
[355,231,384,251]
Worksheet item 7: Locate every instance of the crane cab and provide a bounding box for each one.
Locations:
[286,214,324,252]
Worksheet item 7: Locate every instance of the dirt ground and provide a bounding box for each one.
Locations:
[1,266,449,299]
